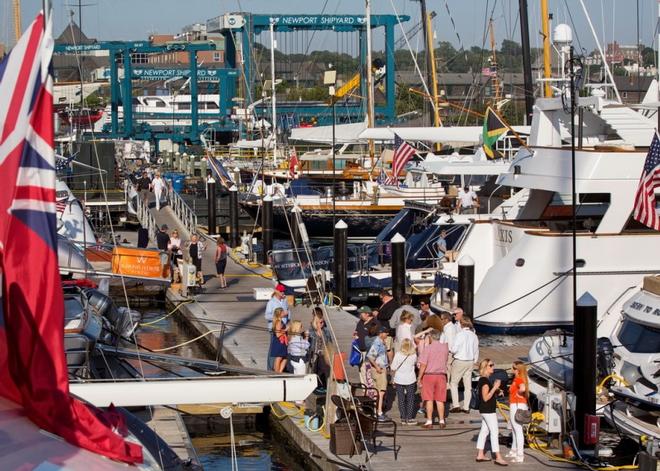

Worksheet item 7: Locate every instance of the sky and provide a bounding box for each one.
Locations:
[9,0,660,55]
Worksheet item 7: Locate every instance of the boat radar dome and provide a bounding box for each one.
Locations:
[553,24,572,46]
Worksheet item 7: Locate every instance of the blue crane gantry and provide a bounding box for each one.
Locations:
[208,13,409,127]
[53,12,409,145]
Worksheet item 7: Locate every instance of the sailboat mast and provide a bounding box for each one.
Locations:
[518,0,534,124]
[270,21,277,166]
[419,0,433,126]
[365,0,375,164]
[426,12,441,129]
[540,0,552,97]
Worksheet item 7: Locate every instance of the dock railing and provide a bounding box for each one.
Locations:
[166,182,198,236]
[133,183,159,242]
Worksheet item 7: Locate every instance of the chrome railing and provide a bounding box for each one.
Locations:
[167,181,197,236]
[133,184,159,243]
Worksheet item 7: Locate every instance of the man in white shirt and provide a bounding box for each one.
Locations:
[449,317,479,413]
[151,172,166,211]
[457,186,478,214]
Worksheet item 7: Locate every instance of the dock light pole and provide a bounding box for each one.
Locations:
[229,185,239,248]
[573,292,597,449]
[391,233,406,303]
[262,195,273,265]
[334,220,348,307]
[458,255,475,319]
[324,68,338,228]
[207,175,217,236]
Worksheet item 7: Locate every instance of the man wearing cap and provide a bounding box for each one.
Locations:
[265,284,290,370]
[354,306,380,384]
[367,325,391,421]
[156,224,170,251]
[137,170,152,206]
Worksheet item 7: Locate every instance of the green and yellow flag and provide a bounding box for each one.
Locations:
[482,107,508,159]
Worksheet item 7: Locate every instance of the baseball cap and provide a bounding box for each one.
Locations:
[358,306,372,314]
[275,283,286,292]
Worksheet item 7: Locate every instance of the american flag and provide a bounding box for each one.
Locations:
[0,12,142,464]
[55,153,75,172]
[390,133,416,183]
[55,196,68,213]
[633,133,660,230]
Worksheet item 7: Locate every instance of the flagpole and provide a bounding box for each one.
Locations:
[569,46,578,325]
[43,0,51,25]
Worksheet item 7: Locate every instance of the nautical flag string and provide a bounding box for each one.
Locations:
[633,132,660,231]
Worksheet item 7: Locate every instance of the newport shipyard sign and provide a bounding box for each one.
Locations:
[269,15,367,26]
[131,68,237,82]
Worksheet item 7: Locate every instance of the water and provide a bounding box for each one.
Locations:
[133,306,306,470]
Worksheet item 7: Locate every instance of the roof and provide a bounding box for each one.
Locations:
[55,22,96,45]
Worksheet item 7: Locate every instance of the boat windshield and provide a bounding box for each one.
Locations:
[617,318,660,353]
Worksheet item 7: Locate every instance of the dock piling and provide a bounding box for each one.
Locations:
[334,220,348,306]
[573,292,597,449]
[262,195,273,265]
[229,185,239,247]
[458,255,475,318]
[207,175,216,236]
[391,233,406,302]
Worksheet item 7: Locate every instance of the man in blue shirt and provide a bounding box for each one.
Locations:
[367,325,391,421]
[265,284,289,370]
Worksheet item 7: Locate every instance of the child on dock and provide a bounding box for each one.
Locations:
[287,320,310,376]
[187,234,205,285]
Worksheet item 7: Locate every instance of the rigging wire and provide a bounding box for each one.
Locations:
[64,14,166,469]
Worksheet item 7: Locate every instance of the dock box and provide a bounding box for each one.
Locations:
[253,287,273,300]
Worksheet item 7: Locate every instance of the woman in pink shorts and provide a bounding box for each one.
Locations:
[417,330,449,429]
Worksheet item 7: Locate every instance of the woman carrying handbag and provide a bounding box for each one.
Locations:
[507,360,530,463]
[391,338,417,425]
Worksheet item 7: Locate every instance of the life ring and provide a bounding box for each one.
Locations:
[157,157,164,165]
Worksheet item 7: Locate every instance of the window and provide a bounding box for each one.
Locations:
[177,102,191,110]
[203,101,219,110]
[536,192,611,232]
[617,318,660,353]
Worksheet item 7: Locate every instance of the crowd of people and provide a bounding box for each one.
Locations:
[155,224,229,286]
[352,290,529,465]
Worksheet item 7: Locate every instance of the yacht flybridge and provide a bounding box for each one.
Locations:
[438,92,660,334]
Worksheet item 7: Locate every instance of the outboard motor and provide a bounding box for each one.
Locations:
[596,337,615,383]
[83,289,137,341]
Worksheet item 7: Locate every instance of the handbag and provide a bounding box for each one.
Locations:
[514,408,532,424]
[349,339,362,367]
[469,386,480,410]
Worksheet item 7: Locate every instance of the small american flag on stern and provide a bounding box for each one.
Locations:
[633,132,660,231]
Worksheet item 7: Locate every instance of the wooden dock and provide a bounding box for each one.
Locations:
[140,199,579,470]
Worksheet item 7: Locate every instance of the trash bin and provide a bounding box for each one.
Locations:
[164,172,185,193]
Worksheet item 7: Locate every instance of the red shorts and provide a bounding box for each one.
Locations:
[421,374,447,402]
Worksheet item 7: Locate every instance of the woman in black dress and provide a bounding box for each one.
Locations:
[214,237,228,288]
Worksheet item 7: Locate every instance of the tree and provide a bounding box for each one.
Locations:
[642,47,655,67]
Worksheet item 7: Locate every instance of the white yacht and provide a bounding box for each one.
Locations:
[436,91,659,333]
[100,94,223,130]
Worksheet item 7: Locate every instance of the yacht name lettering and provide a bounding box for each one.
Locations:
[497,229,513,244]
[629,302,660,316]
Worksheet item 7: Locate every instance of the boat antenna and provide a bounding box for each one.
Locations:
[518,0,534,124]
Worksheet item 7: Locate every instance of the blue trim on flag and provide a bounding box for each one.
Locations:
[22,141,55,170]
[28,69,42,114]
[0,50,9,84]
[12,210,57,251]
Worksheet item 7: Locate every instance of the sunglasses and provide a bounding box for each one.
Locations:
[488,363,494,367]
